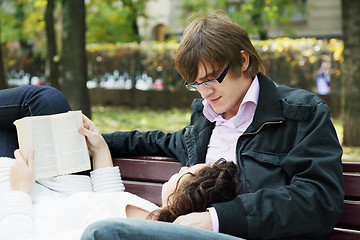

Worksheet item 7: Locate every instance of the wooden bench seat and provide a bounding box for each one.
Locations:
[112,157,360,238]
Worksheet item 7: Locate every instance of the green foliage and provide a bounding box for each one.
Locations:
[0,0,27,43]
[180,0,300,39]
[0,4,20,43]
[0,0,148,53]
[0,0,54,58]
[85,0,150,43]
[86,0,140,43]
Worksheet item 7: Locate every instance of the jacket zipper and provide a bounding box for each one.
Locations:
[236,120,283,164]
[242,120,283,137]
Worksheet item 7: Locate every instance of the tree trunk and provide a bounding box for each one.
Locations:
[122,0,141,42]
[341,0,360,146]
[251,0,268,40]
[45,0,60,89]
[61,0,91,118]
[0,19,7,89]
[0,45,6,89]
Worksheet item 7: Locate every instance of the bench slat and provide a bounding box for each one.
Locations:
[113,157,181,183]
[344,173,360,200]
[336,201,360,230]
[123,181,163,206]
[343,162,360,173]
[326,228,360,240]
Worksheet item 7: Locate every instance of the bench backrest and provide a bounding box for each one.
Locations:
[113,156,181,206]
[112,157,360,238]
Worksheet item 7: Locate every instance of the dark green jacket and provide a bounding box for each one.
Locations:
[103,73,344,239]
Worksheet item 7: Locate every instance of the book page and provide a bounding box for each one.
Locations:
[15,115,58,179]
[52,111,91,175]
[31,118,58,179]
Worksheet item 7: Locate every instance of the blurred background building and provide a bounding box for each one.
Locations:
[138,0,342,42]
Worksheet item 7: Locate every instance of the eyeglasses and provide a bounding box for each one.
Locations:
[185,65,230,91]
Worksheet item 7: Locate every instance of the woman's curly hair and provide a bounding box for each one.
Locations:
[147,159,242,222]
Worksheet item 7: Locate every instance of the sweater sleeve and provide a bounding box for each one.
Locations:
[0,191,35,240]
[90,166,125,192]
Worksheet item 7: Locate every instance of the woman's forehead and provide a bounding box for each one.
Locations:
[187,163,207,173]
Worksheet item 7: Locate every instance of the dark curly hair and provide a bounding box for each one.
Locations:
[147,159,242,222]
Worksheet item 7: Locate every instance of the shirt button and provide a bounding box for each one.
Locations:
[223,146,229,151]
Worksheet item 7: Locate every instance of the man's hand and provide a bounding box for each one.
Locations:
[173,211,213,231]
[11,149,35,194]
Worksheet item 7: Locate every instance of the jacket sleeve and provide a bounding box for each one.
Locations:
[102,128,188,164]
[213,102,344,239]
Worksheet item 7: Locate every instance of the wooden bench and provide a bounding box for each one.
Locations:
[112,157,360,239]
[325,161,360,240]
[113,156,181,206]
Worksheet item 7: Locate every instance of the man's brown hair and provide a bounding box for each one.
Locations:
[175,9,265,83]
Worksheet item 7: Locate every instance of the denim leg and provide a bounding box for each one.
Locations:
[80,218,244,240]
[0,85,71,158]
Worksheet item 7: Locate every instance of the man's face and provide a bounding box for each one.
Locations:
[195,62,252,120]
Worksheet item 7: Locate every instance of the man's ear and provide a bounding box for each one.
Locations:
[240,50,250,72]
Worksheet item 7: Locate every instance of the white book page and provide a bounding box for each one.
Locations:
[31,118,58,179]
[52,111,90,175]
[14,116,58,180]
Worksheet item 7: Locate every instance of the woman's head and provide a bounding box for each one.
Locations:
[175,9,265,84]
[148,159,242,222]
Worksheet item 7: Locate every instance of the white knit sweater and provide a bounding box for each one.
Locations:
[0,157,159,240]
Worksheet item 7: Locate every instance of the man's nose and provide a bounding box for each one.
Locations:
[198,85,214,99]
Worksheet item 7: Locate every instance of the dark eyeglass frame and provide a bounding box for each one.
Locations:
[185,65,230,91]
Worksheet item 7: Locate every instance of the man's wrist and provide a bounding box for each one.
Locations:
[207,207,220,232]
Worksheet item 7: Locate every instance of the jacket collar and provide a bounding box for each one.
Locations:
[246,73,285,133]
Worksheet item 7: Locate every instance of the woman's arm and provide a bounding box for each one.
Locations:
[0,191,34,240]
[79,114,113,170]
[0,150,36,240]
[80,114,126,192]
[126,205,151,219]
[11,150,35,194]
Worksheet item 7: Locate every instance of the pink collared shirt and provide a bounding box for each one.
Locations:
[203,76,260,232]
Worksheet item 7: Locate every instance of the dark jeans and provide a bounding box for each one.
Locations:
[0,85,71,158]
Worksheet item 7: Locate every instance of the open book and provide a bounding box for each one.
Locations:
[14,111,91,180]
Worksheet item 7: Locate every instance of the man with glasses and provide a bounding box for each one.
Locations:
[82,9,343,240]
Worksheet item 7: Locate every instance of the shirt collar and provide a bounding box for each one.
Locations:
[203,75,260,127]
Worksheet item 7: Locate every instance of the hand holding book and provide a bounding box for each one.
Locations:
[10,149,35,194]
[79,114,113,170]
